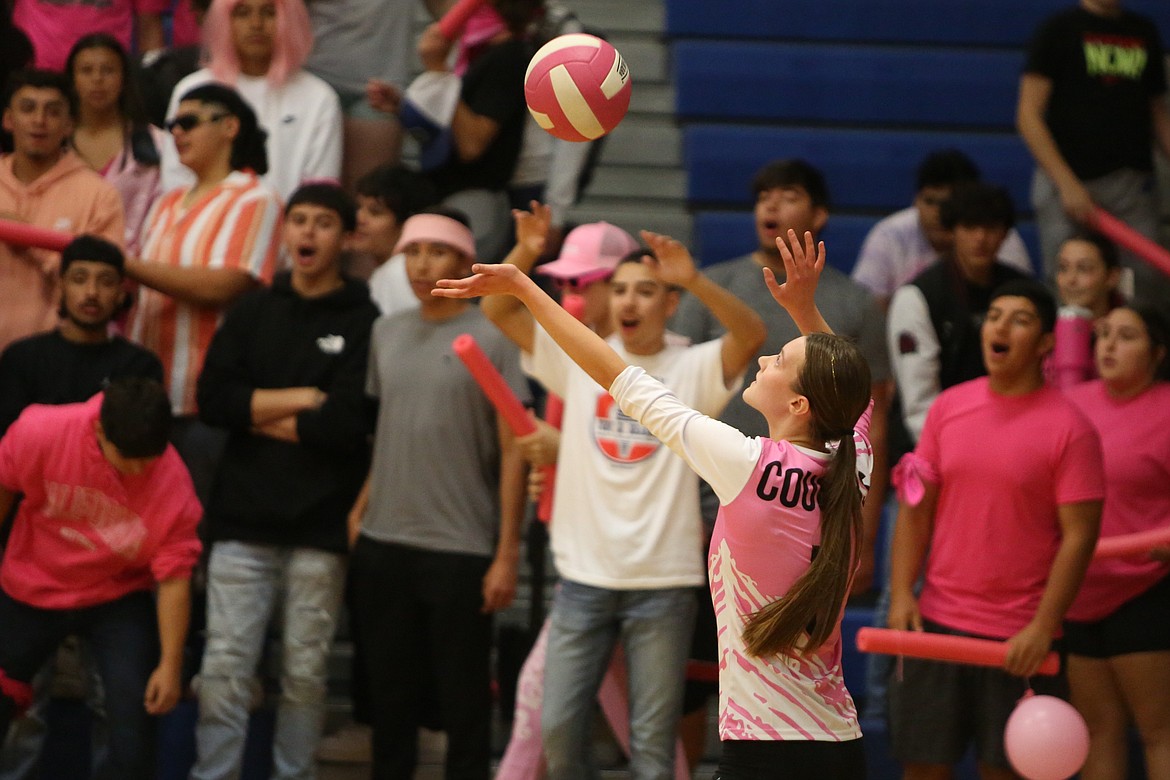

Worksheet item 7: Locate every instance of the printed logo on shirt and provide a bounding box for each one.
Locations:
[43,482,148,560]
[282,114,297,124]
[1082,34,1148,81]
[59,527,97,551]
[592,392,660,464]
[317,334,345,354]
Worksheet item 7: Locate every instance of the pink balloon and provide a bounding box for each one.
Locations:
[1004,693,1089,780]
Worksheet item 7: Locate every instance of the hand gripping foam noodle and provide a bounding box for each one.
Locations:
[524,33,632,142]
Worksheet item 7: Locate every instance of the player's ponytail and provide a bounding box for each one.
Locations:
[743,333,871,657]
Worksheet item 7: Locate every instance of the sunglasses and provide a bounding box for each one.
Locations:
[553,271,611,292]
[165,112,229,134]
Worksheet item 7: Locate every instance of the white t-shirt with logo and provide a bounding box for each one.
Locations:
[524,327,737,590]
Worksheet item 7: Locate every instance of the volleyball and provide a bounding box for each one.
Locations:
[524,33,632,142]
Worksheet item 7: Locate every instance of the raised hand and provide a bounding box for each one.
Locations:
[514,201,552,258]
[764,229,824,312]
[640,231,698,288]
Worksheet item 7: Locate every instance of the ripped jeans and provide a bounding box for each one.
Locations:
[190,541,345,780]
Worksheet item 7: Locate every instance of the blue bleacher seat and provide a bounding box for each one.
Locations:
[675,42,1024,129]
[684,126,1035,212]
[665,0,1169,44]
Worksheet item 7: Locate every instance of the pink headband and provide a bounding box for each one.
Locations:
[393,214,477,260]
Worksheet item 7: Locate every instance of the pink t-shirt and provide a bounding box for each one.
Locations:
[916,377,1104,638]
[610,366,874,742]
[1065,381,1170,622]
[14,0,169,71]
[0,395,202,610]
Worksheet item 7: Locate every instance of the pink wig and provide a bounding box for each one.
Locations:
[201,0,313,88]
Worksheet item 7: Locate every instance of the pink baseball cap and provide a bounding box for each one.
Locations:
[393,213,477,260]
[537,222,639,283]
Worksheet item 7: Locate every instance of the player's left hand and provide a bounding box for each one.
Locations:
[765,229,824,315]
[1004,621,1053,677]
[144,663,182,715]
[481,557,518,613]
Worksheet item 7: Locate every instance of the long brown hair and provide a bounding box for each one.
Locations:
[742,332,872,657]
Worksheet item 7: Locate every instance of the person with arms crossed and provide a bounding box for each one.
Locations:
[190,183,379,780]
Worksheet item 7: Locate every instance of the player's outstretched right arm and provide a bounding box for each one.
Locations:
[435,263,627,390]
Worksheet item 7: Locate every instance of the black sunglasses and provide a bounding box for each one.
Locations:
[165,112,229,134]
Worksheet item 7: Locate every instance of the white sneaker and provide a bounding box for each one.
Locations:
[316,722,373,764]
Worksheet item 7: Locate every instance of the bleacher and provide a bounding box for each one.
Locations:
[664,4,1168,775]
[667,0,1170,272]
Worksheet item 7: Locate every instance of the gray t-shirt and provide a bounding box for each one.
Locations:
[306,0,412,95]
[363,307,530,557]
[670,253,889,519]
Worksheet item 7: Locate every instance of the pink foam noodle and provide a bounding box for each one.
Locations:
[1090,207,1170,277]
[1050,307,1094,389]
[0,218,71,252]
[453,334,535,436]
[1094,524,1170,559]
[535,294,587,523]
[855,627,1061,676]
[437,0,486,40]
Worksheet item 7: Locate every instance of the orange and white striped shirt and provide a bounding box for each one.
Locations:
[128,171,282,415]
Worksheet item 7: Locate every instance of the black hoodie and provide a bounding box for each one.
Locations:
[197,273,379,552]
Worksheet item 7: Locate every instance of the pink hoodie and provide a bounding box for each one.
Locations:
[0,395,201,610]
[0,150,124,352]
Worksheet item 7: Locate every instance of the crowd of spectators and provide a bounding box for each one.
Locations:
[0,0,1168,777]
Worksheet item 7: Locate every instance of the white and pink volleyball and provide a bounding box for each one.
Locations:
[524,34,632,143]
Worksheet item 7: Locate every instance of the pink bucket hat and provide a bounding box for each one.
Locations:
[537,222,638,283]
[393,213,477,260]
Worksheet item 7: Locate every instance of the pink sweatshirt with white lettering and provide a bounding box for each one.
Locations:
[0,395,202,610]
[610,366,872,742]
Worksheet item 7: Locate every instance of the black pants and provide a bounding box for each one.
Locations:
[714,737,867,780]
[350,536,493,780]
[0,589,159,780]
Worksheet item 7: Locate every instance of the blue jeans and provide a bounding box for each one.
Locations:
[0,639,107,780]
[541,580,696,780]
[0,588,158,780]
[191,541,345,780]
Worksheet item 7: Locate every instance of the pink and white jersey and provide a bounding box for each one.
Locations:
[1065,381,1170,622]
[0,396,202,610]
[610,366,873,742]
